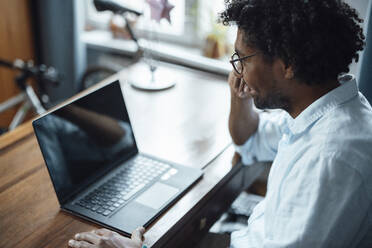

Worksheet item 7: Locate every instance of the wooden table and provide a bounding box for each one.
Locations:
[0,62,262,248]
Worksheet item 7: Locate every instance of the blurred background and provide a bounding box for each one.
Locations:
[0,0,370,133]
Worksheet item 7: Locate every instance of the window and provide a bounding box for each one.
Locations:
[84,0,235,50]
[85,0,187,43]
[83,0,235,75]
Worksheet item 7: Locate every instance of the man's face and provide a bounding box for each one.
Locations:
[234,29,291,111]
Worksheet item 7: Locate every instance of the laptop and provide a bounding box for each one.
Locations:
[32,80,203,236]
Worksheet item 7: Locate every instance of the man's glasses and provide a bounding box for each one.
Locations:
[230,52,257,74]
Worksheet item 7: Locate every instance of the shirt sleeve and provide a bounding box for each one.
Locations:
[234,110,287,165]
[263,152,370,248]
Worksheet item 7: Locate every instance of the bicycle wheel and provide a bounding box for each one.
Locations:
[80,66,118,91]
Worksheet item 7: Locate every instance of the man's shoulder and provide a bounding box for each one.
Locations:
[315,113,372,168]
[307,96,372,183]
[314,92,372,140]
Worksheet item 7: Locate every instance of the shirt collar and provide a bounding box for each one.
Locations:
[285,74,358,134]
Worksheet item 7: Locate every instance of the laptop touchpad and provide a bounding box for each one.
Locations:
[135,182,179,210]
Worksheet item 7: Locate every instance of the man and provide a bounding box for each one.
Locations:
[68,0,372,247]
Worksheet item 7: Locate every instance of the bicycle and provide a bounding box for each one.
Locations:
[0,58,59,134]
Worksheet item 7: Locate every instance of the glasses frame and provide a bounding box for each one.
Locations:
[230,52,257,74]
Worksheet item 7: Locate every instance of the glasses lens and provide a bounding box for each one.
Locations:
[234,61,242,74]
[232,53,242,74]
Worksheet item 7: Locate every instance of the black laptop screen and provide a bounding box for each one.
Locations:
[33,81,138,204]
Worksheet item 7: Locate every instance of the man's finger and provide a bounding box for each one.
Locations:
[75,232,100,244]
[243,84,249,93]
[233,77,241,92]
[238,80,245,94]
[228,72,237,91]
[68,240,92,248]
[131,227,145,243]
[94,228,114,236]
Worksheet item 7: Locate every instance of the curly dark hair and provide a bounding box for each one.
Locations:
[220,0,365,85]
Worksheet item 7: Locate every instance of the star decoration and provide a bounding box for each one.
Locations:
[146,0,175,23]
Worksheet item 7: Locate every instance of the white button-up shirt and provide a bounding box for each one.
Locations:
[231,75,372,247]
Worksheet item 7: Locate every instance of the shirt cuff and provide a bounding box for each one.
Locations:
[234,134,257,166]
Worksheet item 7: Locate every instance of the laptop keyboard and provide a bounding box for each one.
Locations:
[76,156,171,216]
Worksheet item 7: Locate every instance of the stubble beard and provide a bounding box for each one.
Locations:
[253,89,292,112]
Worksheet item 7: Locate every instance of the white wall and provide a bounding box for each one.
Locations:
[345,0,369,20]
[344,0,370,75]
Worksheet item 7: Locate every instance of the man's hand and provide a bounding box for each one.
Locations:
[68,227,145,248]
[228,71,259,146]
[228,71,251,99]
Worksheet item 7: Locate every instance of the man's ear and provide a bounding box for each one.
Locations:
[274,58,294,80]
[284,65,294,80]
